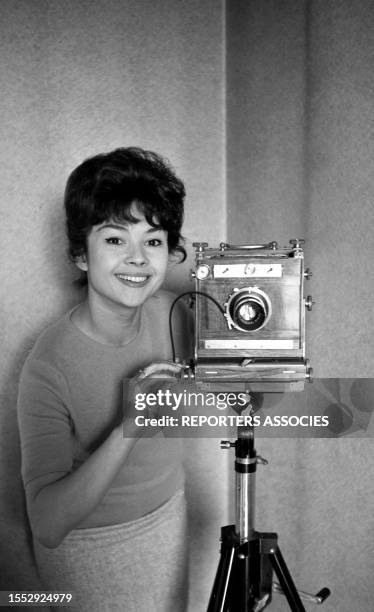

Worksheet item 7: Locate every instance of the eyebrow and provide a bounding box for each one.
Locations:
[96,223,163,233]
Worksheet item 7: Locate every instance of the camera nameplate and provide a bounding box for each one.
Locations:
[213,263,282,278]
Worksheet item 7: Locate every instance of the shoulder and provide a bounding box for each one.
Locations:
[19,308,85,386]
[24,310,76,365]
[18,309,87,417]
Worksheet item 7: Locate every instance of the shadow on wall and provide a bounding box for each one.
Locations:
[0,393,42,594]
[0,196,84,597]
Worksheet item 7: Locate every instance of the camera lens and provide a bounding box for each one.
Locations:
[226,288,271,332]
[236,301,264,326]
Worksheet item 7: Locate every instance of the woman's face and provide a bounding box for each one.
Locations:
[77,203,169,313]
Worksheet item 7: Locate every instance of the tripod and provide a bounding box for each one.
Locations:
[207,420,330,611]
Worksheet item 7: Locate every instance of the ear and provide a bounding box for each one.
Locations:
[167,254,177,270]
[167,250,183,268]
[74,254,88,272]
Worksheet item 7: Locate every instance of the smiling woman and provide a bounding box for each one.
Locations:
[17,147,192,611]
[73,207,171,343]
[65,147,186,269]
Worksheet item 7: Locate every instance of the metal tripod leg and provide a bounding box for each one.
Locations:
[270,546,306,612]
[207,527,237,612]
[207,529,309,612]
[208,527,274,612]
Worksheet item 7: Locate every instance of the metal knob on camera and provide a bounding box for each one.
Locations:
[193,242,209,258]
[305,359,313,382]
[290,238,305,249]
[290,238,305,258]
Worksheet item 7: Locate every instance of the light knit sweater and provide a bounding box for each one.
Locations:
[17,290,191,527]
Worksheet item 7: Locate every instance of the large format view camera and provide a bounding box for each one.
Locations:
[190,239,313,393]
[182,241,330,611]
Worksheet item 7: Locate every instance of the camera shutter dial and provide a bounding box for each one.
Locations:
[225,287,271,332]
[195,263,211,280]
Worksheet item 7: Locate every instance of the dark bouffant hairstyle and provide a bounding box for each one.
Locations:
[64,147,186,265]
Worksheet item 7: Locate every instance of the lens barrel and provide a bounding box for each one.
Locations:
[226,288,271,332]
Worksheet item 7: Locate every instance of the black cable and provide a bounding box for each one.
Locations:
[169,291,225,362]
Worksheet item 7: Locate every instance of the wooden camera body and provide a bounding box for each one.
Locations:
[191,239,313,392]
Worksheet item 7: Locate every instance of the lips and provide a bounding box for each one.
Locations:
[115,273,150,287]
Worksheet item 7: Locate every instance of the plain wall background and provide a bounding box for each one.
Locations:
[226,2,374,612]
[1,1,374,610]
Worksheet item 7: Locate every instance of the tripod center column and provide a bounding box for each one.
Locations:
[235,426,256,543]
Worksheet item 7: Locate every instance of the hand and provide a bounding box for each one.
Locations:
[122,361,185,438]
[137,361,185,381]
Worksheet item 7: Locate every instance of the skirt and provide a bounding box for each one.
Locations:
[33,490,189,612]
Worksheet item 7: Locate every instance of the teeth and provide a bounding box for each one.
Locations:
[117,274,148,283]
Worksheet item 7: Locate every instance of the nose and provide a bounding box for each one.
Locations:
[125,241,148,266]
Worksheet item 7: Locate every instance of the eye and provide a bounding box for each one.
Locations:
[105,236,124,245]
[146,238,164,247]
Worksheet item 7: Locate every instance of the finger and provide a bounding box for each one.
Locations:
[141,362,184,378]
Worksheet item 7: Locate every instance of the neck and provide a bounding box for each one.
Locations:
[73,297,142,346]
